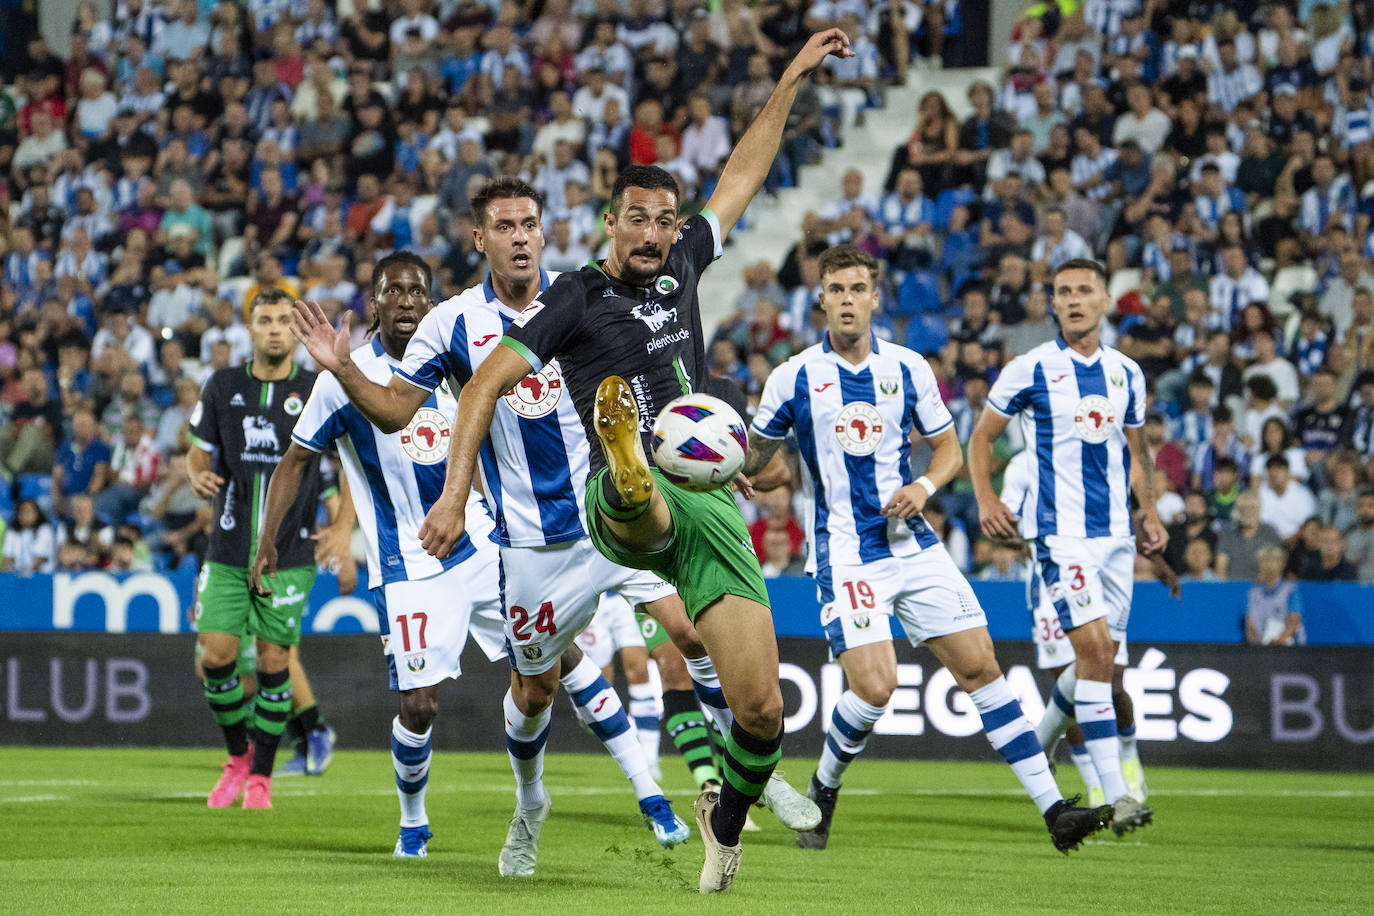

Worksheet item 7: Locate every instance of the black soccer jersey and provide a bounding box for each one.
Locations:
[503,211,722,474]
[188,361,323,568]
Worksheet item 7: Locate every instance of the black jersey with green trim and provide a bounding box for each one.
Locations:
[502,210,722,475]
[188,361,323,568]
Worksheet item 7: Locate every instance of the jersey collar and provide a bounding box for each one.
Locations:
[1055,334,1102,364]
[821,330,880,370]
[483,268,551,310]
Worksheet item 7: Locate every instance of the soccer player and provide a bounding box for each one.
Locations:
[251,253,508,856]
[188,289,335,809]
[405,31,853,894]
[969,257,1165,835]
[290,181,727,875]
[746,244,1113,853]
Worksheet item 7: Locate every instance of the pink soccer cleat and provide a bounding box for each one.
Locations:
[207,748,253,808]
[242,774,273,809]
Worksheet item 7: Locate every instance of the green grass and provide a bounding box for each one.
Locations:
[2,749,1372,915]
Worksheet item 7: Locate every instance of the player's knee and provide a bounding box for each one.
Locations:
[736,688,784,739]
[850,671,896,708]
[400,691,438,731]
[513,673,558,713]
[1075,641,1115,679]
[948,653,1000,691]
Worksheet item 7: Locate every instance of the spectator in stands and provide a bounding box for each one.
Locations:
[1258,452,1317,543]
[1,499,54,575]
[0,367,60,481]
[1143,413,1189,495]
[53,407,111,516]
[1216,491,1282,581]
[886,90,958,192]
[1344,488,1374,584]
[1300,523,1359,581]
[1164,491,1216,574]
[1182,538,1221,582]
[94,413,161,526]
[1239,374,1286,452]
[1246,545,1305,645]
[1250,416,1309,484]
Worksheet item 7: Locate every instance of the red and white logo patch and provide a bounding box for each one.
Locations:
[503,364,564,418]
[1072,395,1117,444]
[400,407,452,465]
[834,403,884,455]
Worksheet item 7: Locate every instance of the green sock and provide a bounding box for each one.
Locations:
[663,690,720,787]
[250,668,293,777]
[202,661,250,756]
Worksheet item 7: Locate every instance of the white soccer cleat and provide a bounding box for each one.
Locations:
[498,797,551,877]
[760,772,822,831]
[694,788,742,894]
[1111,794,1154,836]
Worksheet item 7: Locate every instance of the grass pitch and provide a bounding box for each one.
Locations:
[1,748,1371,915]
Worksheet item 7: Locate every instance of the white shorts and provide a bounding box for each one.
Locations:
[1029,583,1129,670]
[820,546,987,657]
[373,546,506,691]
[1029,534,1134,643]
[501,538,676,674]
[576,591,647,670]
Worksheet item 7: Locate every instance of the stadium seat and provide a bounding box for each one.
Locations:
[904,314,948,354]
[934,188,977,231]
[0,485,13,523]
[896,271,943,315]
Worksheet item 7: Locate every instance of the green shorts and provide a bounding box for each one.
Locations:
[193,632,257,678]
[635,609,671,654]
[585,467,769,621]
[193,561,316,648]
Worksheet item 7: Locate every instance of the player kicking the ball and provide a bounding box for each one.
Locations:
[746,244,1113,853]
[970,258,1164,836]
[412,31,862,894]
[253,253,508,856]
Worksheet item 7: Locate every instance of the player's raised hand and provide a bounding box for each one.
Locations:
[292,298,352,374]
[976,494,1020,540]
[418,490,467,559]
[250,541,278,596]
[787,28,853,79]
[189,468,224,500]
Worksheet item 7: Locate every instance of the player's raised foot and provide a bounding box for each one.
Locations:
[760,772,822,831]
[394,824,433,858]
[206,747,253,808]
[795,773,839,850]
[277,749,307,777]
[241,774,272,810]
[594,376,653,506]
[1111,795,1153,836]
[498,797,551,877]
[306,725,335,775]
[1087,786,1106,808]
[694,788,742,894]
[1046,795,1113,854]
[1122,757,1148,802]
[639,794,690,848]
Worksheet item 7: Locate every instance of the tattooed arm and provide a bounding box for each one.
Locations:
[1127,425,1168,554]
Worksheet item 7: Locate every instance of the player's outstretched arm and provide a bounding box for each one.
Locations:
[418,342,532,559]
[969,410,1020,539]
[250,442,316,595]
[291,298,428,432]
[742,429,786,479]
[705,29,852,240]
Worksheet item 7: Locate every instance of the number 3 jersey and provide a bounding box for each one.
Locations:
[291,336,491,588]
[986,337,1146,540]
[189,362,323,569]
[752,335,953,595]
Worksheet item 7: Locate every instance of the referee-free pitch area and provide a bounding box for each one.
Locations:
[2,749,1370,915]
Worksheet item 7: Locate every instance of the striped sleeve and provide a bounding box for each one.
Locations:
[752,360,798,440]
[1123,358,1146,428]
[291,371,349,453]
[399,306,469,391]
[987,354,1037,417]
[905,354,953,437]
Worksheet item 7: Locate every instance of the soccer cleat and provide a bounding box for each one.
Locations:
[1046,795,1114,854]
[1111,795,1154,836]
[760,772,822,831]
[1122,757,1148,802]
[594,376,654,506]
[640,794,691,848]
[795,772,839,850]
[694,788,742,894]
[306,725,335,775]
[277,750,307,776]
[206,747,253,808]
[241,774,272,809]
[394,824,433,858]
[498,797,551,877]
[1087,786,1106,808]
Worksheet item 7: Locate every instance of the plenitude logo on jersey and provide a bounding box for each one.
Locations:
[400,407,452,464]
[1072,395,1118,443]
[502,363,564,418]
[834,403,884,455]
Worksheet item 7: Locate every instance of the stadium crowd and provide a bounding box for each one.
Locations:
[708,0,1374,594]
[0,0,970,574]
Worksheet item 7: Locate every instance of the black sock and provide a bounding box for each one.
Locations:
[295,703,322,734]
[284,716,306,754]
[249,668,292,777]
[223,722,250,758]
[711,721,783,847]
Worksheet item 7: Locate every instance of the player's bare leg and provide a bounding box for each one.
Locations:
[925,627,1113,853]
[799,641,896,850]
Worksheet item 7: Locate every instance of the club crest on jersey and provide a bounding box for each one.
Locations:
[284,394,304,416]
[1074,593,1093,608]
[631,300,678,332]
[1072,395,1118,444]
[400,407,452,464]
[521,645,543,661]
[878,377,900,397]
[654,275,679,296]
[405,654,426,673]
[502,364,564,418]
[1109,371,1126,388]
[834,403,884,455]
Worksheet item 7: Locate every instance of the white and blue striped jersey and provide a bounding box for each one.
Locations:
[291,336,484,588]
[397,271,592,548]
[987,338,1146,540]
[752,334,951,601]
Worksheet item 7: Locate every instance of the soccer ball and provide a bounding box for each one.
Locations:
[651,394,748,491]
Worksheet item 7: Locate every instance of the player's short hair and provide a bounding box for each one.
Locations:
[248,287,293,314]
[469,176,545,227]
[1265,453,1290,471]
[372,251,432,296]
[818,244,880,286]
[610,164,679,214]
[1053,258,1108,286]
